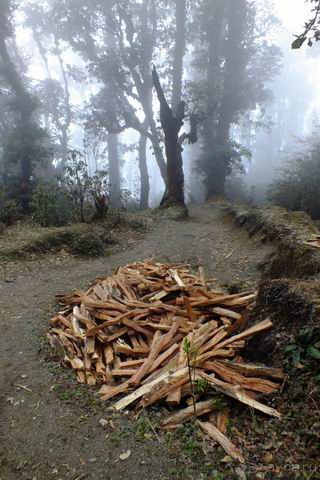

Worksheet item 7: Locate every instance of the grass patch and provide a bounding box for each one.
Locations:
[153,204,189,221]
[0,210,149,260]
[69,232,105,257]
[0,224,109,258]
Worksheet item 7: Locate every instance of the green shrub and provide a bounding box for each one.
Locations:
[269,126,320,219]
[0,199,20,226]
[63,151,109,222]
[69,232,105,257]
[225,174,256,205]
[125,217,146,231]
[31,180,73,227]
[121,188,139,212]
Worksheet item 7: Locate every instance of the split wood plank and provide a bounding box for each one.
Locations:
[213,319,273,351]
[162,399,217,430]
[216,360,284,380]
[198,421,245,464]
[200,372,281,418]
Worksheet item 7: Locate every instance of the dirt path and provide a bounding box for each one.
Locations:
[0,204,272,480]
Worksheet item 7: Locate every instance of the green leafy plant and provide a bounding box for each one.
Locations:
[31,180,72,227]
[183,438,198,457]
[168,468,178,477]
[63,150,91,223]
[194,378,209,395]
[109,428,130,444]
[0,198,20,226]
[88,170,109,221]
[63,150,110,222]
[171,424,202,460]
[285,327,320,367]
[131,415,152,441]
[183,337,199,426]
[211,393,227,412]
[212,474,225,480]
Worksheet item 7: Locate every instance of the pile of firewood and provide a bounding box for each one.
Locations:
[48,261,284,463]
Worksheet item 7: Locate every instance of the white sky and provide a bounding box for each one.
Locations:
[274,0,320,127]
[275,0,310,31]
[16,1,320,140]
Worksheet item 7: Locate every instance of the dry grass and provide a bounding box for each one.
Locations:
[0,210,149,259]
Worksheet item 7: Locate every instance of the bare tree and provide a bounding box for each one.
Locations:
[152,66,197,209]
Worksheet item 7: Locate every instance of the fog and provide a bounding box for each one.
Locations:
[1,0,320,212]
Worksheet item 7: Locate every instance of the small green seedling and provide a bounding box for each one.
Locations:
[183,337,198,426]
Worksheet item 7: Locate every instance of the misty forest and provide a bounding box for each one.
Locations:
[1,1,320,479]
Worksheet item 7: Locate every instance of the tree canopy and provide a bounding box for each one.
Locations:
[0,0,289,217]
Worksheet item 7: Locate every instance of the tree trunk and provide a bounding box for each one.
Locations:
[56,47,72,171]
[94,195,108,221]
[60,126,69,172]
[201,0,226,199]
[138,125,150,209]
[33,32,71,174]
[152,67,185,207]
[204,0,248,199]
[203,0,225,150]
[172,0,186,112]
[155,0,187,206]
[161,131,185,207]
[209,112,231,198]
[130,66,167,184]
[103,26,122,208]
[145,101,167,182]
[107,133,122,208]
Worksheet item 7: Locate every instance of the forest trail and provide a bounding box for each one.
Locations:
[0,204,272,480]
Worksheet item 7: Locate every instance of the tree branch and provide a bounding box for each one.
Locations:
[292,0,320,48]
[179,114,198,145]
[152,65,171,114]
